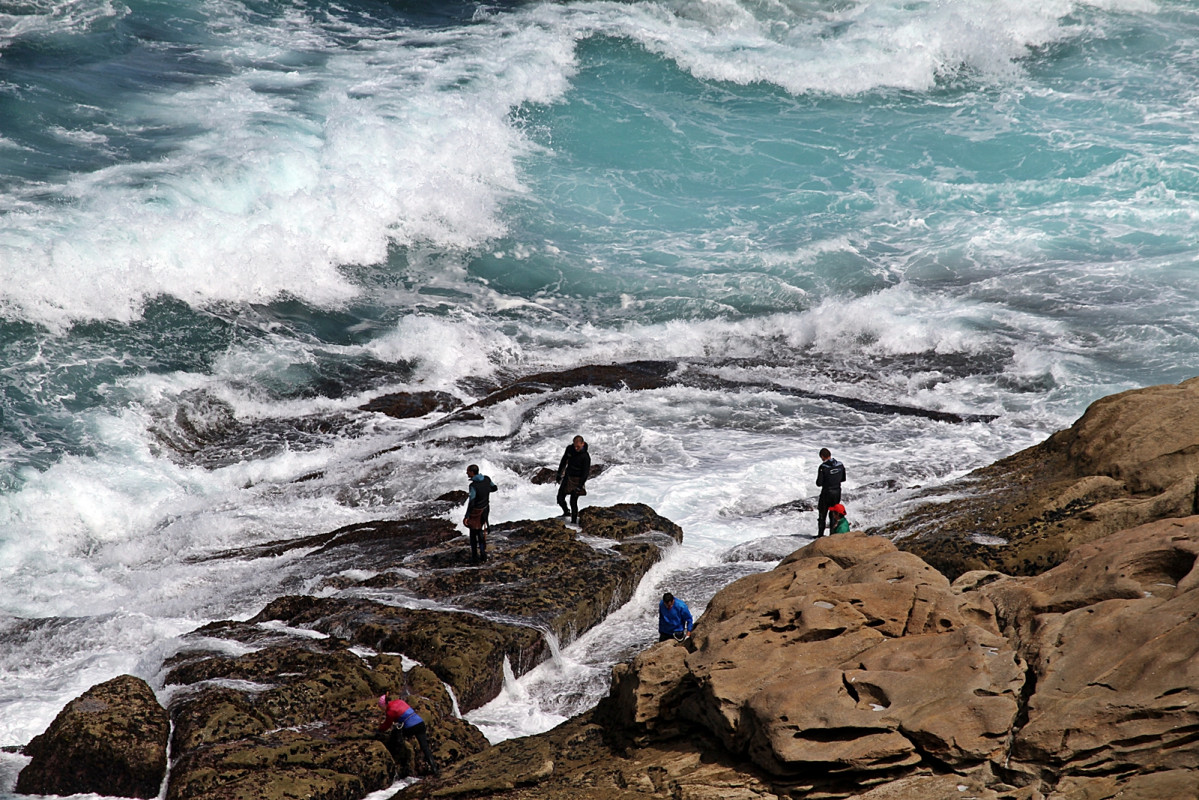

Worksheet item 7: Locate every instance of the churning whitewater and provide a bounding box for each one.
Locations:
[2,0,1199,794]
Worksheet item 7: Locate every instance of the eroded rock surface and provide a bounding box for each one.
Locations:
[877,378,1199,579]
[155,503,681,799]
[398,523,1199,800]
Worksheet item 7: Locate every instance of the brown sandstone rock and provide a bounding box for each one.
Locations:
[409,521,1199,800]
[663,533,1024,781]
[16,674,168,798]
[984,519,1199,782]
[879,378,1199,579]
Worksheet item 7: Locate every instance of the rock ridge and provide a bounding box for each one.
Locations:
[14,503,684,800]
[397,523,1199,800]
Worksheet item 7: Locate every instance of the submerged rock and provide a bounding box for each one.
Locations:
[16,674,168,799]
[359,391,460,419]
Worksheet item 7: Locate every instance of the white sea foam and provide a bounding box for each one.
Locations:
[0,2,578,329]
[572,0,1085,95]
[0,0,124,51]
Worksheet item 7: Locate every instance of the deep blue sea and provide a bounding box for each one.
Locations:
[2,0,1198,792]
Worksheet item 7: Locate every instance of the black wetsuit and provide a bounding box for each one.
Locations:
[557,442,591,523]
[816,457,846,536]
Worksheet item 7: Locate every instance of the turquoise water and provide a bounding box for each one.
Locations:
[2,0,1199,774]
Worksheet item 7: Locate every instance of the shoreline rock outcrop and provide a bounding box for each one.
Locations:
[14,503,684,800]
[19,378,1199,800]
[399,522,1199,800]
[15,674,169,798]
[878,378,1199,579]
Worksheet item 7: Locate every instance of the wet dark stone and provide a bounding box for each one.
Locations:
[41,502,683,800]
[359,391,460,418]
[530,464,606,484]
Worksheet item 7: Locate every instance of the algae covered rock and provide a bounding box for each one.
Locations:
[164,644,483,800]
[16,674,168,798]
[26,502,685,800]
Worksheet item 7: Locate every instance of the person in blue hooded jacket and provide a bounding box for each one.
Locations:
[658,592,693,642]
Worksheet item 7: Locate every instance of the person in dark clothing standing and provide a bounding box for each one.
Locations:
[557,435,590,524]
[816,447,846,537]
[463,464,495,562]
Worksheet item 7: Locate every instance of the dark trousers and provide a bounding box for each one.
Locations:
[817,491,840,536]
[468,508,488,562]
[557,481,580,522]
[387,721,439,775]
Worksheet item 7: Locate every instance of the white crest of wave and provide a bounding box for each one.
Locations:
[505,283,985,371]
[580,0,1097,94]
[369,313,524,389]
[0,4,580,329]
[0,0,124,51]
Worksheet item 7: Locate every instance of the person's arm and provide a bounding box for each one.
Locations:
[816,463,824,487]
[558,447,570,481]
[580,451,591,485]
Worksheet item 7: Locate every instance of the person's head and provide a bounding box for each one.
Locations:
[662,592,674,608]
[466,464,479,477]
[819,448,831,461]
[573,435,585,450]
[378,694,388,710]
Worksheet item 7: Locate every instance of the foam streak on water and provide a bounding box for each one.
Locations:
[2,1,1199,792]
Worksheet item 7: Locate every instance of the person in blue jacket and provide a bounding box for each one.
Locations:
[378,694,440,776]
[658,592,693,642]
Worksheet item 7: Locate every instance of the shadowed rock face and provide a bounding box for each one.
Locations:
[16,674,169,798]
[396,524,1199,800]
[876,377,1199,579]
[164,649,481,800]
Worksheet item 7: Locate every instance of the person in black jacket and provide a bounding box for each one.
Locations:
[556,435,590,524]
[464,464,496,562]
[816,447,846,537]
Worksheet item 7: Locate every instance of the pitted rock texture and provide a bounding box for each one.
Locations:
[877,377,1199,579]
[398,523,1199,800]
[16,674,169,798]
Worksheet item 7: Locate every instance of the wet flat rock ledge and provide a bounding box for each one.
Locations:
[12,503,682,800]
[402,525,1199,800]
